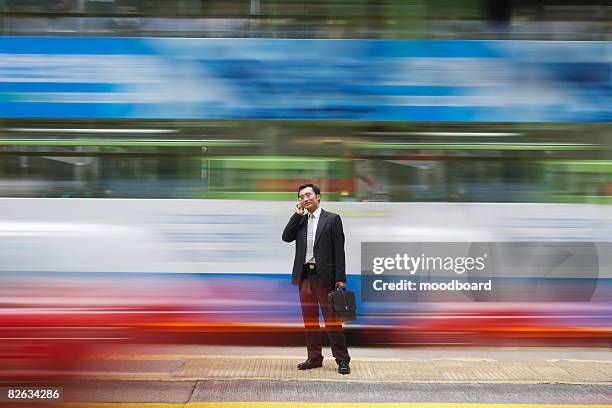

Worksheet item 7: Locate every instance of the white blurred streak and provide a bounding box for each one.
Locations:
[0,222,137,237]
[0,55,166,84]
[8,128,177,134]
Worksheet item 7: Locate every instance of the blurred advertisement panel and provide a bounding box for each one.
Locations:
[0,37,609,122]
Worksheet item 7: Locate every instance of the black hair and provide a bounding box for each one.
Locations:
[297,183,321,197]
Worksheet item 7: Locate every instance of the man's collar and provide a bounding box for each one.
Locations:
[309,206,322,218]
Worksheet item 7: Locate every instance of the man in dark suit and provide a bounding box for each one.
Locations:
[282,183,351,375]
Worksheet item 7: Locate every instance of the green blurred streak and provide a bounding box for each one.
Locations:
[545,160,612,174]
[198,191,346,200]
[208,156,340,170]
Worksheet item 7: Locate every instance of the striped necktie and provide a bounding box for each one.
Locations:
[305,214,314,263]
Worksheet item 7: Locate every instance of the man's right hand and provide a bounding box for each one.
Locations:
[295,201,304,215]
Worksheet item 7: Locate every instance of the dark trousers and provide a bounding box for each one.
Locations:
[298,276,350,363]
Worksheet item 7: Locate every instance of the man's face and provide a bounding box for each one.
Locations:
[298,187,320,213]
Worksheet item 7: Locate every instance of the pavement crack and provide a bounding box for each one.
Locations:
[184,379,198,406]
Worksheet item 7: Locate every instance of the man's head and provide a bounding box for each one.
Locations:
[298,183,321,213]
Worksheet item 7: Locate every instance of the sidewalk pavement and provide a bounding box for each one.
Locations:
[81,345,612,384]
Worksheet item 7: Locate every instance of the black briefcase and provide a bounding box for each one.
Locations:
[328,288,356,323]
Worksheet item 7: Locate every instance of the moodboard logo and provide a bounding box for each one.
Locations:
[361,242,602,302]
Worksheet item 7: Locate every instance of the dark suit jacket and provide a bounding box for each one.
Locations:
[282,208,346,286]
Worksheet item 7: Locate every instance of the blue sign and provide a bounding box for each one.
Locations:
[0,37,609,122]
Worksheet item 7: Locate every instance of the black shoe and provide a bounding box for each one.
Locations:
[337,360,350,374]
[297,358,323,370]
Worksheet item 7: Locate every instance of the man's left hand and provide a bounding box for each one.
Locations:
[335,281,345,289]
